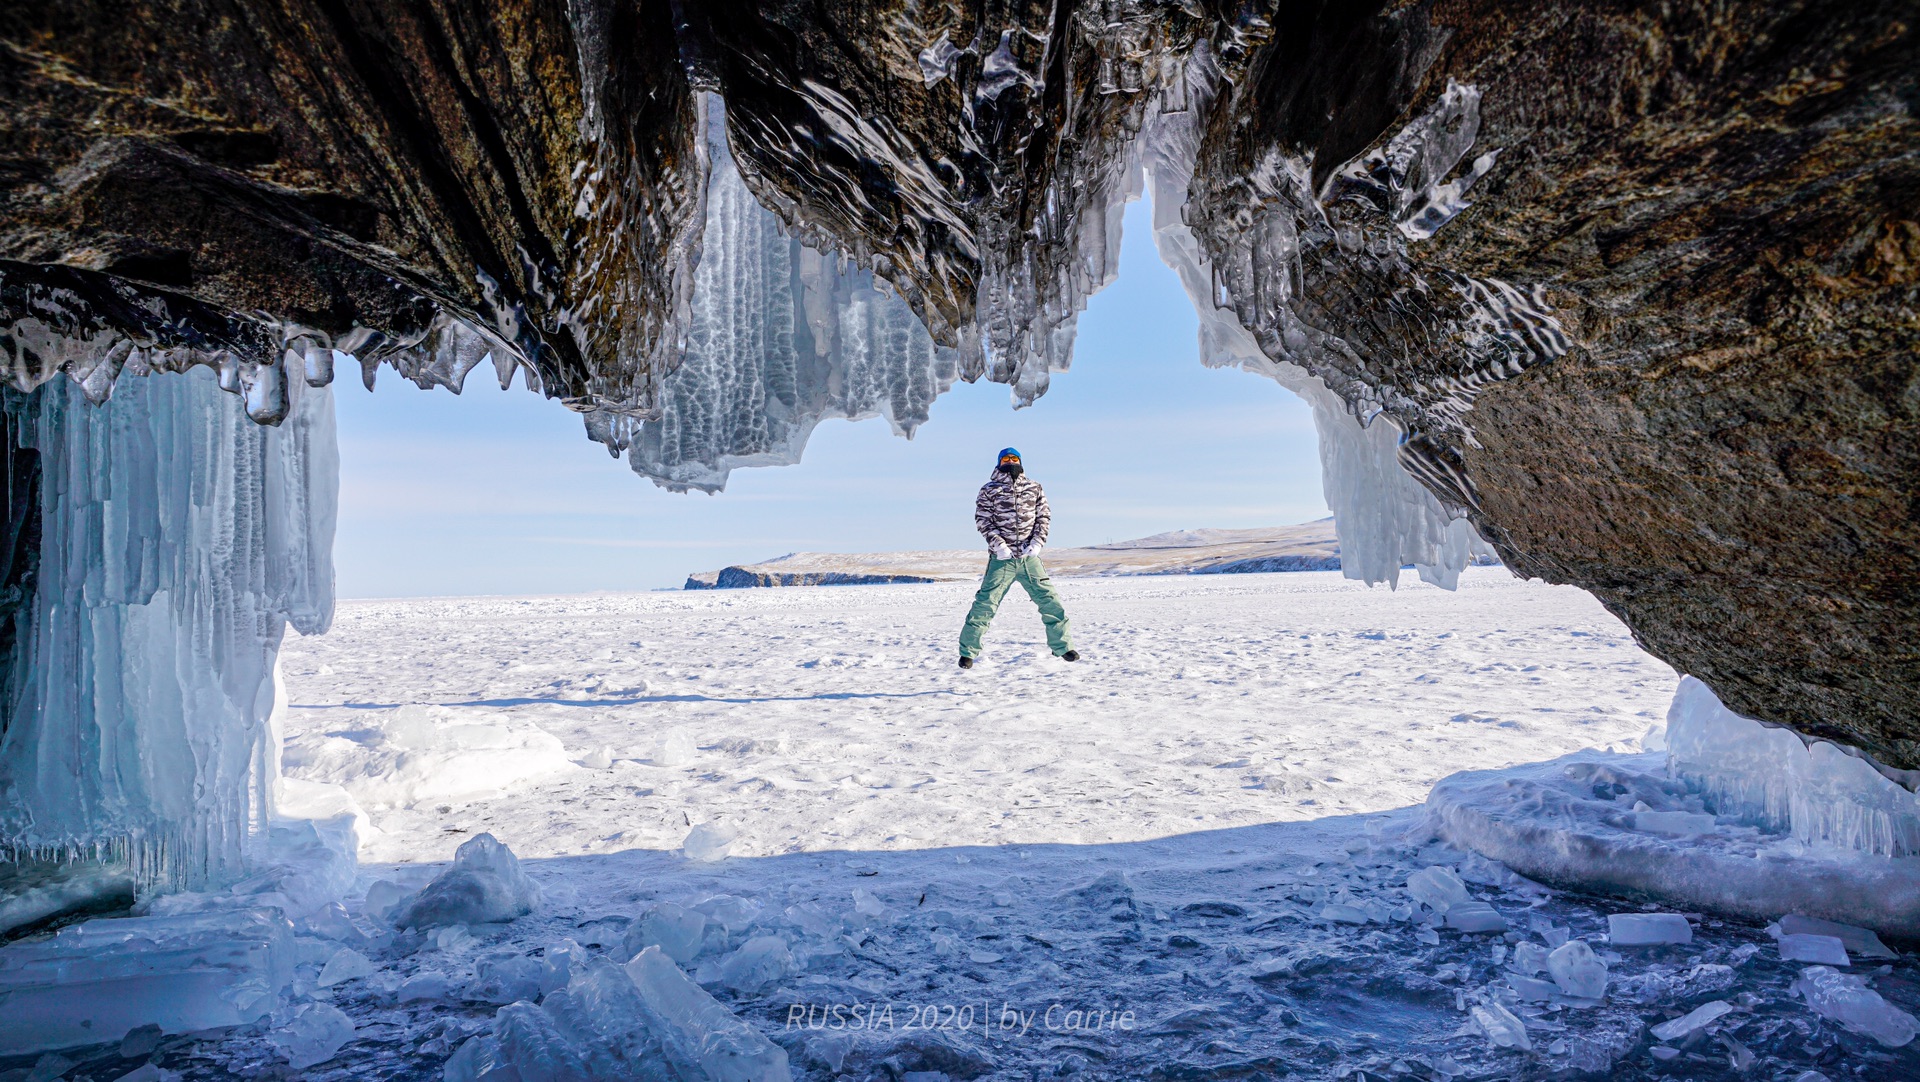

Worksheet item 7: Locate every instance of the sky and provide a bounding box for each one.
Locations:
[333,196,1328,598]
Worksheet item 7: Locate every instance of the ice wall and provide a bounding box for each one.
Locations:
[0,365,337,891]
[587,99,961,493]
[1667,676,1920,858]
[1139,51,1495,588]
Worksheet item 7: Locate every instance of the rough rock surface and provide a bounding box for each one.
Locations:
[1188,1,1920,765]
[0,0,701,412]
[1,1,1916,764]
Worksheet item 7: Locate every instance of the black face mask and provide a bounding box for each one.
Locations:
[1001,462,1023,477]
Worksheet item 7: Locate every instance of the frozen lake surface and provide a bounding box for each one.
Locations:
[24,570,1911,1080]
[282,569,1670,867]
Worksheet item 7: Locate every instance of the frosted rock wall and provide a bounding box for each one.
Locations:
[591,101,960,493]
[0,366,337,890]
[1668,676,1920,858]
[1140,54,1495,589]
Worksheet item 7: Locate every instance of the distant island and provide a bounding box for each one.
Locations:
[686,520,1344,589]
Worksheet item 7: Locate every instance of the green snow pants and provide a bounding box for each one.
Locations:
[959,555,1073,659]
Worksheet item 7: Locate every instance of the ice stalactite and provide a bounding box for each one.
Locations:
[586,100,960,493]
[0,365,337,893]
[1140,50,1495,589]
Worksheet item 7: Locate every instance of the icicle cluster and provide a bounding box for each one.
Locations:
[1183,74,1570,477]
[1667,677,1920,858]
[1139,48,1496,588]
[0,261,536,425]
[584,98,960,492]
[0,366,337,890]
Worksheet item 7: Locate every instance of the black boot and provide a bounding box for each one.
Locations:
[958,656,975,669]
[1059,650,1079,662]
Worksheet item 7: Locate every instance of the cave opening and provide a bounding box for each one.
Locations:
[2,1,1918,1076]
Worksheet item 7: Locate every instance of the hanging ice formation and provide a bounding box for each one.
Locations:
[1139,48,1498,588]
[0,365,337,891]
[586,100,961,493]
[1667,677,1920,859]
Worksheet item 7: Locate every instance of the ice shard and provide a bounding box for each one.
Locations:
[0,365,337,891]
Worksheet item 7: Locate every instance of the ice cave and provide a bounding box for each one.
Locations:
[1,2,1917,1080]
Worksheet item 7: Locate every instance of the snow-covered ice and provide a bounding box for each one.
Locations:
[279,570,1670,867]
[8,570,1916,1079]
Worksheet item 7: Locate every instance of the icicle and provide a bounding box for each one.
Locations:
[1137,53,1496,589]
[0,365,338,891]
[614,97,961,493]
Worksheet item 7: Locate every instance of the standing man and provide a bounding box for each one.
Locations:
[958,448,1078,668]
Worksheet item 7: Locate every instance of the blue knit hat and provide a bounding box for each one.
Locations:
[997,447,1021,465]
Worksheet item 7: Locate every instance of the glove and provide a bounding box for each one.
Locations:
[988,541,1014,561]
[1016,541,1044,558]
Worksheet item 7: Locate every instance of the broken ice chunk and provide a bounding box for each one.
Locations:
[581,746,615,770]
[1649,1000,1733,1043]
[300,902,372,948]
[656,727,697,767]
[394,834,539,929]
[119,1024,163,1058]
[1445,902,1507,933]
[430,925,476,952]
[362,879,415,923]
[1793,965,1919,1047]
[1512,941,1550,976]
[683,822,737,862]
[1780,915,1896,959]
[271,1002,355,1069]
[1406,866,1471,913]
[0,908,294,1056]
[851,887,886,920]
[399,972,455,1001]
[112,1064,182,1082]
[1321,903,1368,924]
[626,947,792,1079]
[1546,940,1608,1000]
[783,902,839,939]
[1508,975,1558,1002]
[472,951,568,1004]
[1608,913,1692,946]
[624,902,709,965]
[316,947,376,987]
[707,935,793,994]
[1632,809,1717,836]
[1471,1001,1532,1050]
[1779,934,1851,966]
